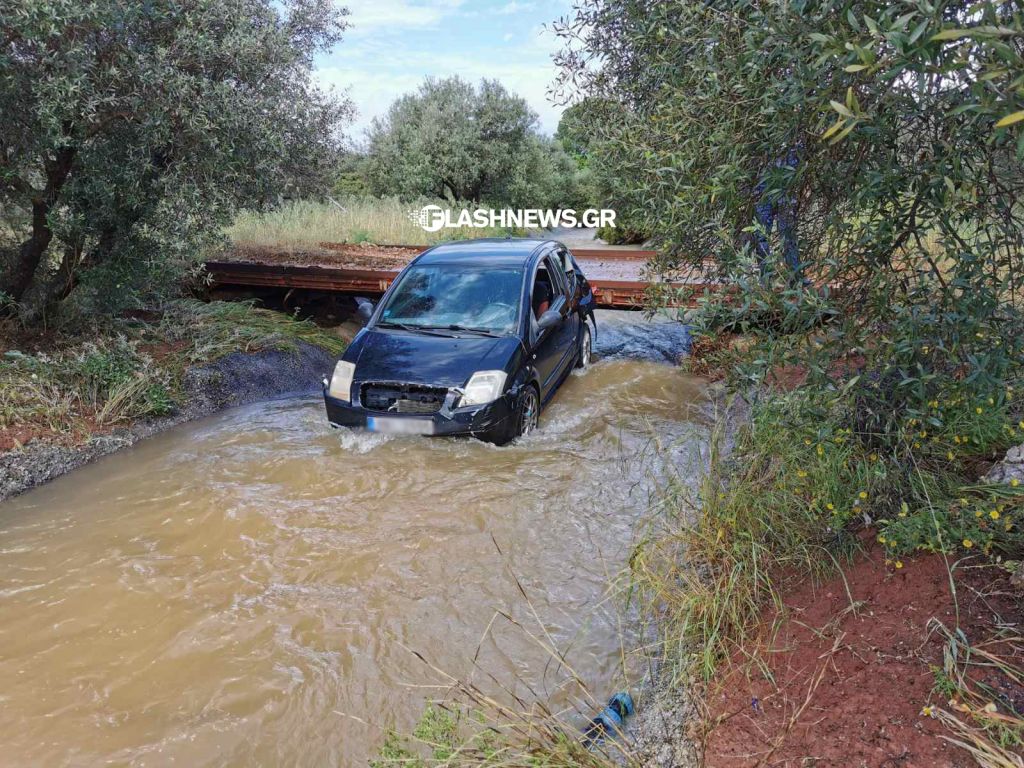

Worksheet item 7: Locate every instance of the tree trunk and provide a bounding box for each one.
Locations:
[1,146,76,304]
[35,238,84,319]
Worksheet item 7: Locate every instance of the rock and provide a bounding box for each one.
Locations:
[983,443,1024,485]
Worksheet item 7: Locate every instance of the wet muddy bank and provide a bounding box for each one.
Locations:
[0,341,335,502]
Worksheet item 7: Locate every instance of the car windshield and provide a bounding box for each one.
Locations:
[377,264,522,334]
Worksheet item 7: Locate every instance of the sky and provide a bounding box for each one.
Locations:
[315,0,574,144]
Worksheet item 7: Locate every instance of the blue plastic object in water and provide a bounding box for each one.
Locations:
[583,691,635,745]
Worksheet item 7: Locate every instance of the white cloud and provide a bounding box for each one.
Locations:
[342,0,464,33]
[320,2,571,138]
[496,1,536,13]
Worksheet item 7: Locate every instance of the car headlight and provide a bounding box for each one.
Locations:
[328,360,355,402]
[459,370,508,407]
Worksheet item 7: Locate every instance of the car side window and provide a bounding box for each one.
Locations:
[531,262,554,320]
[557,249,577,294]
[545,254,567,298]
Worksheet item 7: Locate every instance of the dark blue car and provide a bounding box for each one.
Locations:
[323,238,595,444]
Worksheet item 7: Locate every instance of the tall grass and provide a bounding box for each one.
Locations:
[227,198,525,249]
[628,392,864,681]
[629,378,1024,683]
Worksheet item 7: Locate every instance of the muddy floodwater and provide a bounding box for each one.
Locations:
[0,313,709,767]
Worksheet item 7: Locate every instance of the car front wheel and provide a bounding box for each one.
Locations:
[575,323,592,369]
[485,385,539,446]
[516,385,540,438]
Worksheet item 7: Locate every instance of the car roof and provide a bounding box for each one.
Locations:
[414,238,557,268]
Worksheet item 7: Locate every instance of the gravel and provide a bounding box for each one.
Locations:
[0,342,336,502]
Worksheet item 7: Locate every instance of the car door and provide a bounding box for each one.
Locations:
[549,253,579,372]
[538,253,579,398]
[529,255,561,395]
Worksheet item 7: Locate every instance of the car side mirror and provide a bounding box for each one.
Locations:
[538,308,561,330]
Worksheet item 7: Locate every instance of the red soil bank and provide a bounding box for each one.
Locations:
[704,541,1023,767]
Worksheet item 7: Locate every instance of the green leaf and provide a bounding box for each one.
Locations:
[994,110,1024,128]
[821,116,847,140]
[830,100,854,117]
[931,28,972,41]
[845,64,869,73]
[829,120,858,144]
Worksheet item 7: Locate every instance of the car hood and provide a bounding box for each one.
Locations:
[347,329,521,388]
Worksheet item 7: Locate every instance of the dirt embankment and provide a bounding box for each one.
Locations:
[0,342,336,502]
[703,541,1023,767]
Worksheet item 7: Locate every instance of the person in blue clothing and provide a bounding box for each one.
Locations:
[753,146,804,284]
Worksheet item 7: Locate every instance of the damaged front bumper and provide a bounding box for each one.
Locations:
[323,384,515,441]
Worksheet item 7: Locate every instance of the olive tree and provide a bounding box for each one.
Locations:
[0,0,351,318]
[365,76,582,208]
[555,0,1024,414]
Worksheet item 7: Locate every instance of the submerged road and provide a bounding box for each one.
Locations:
[0,311,708,766]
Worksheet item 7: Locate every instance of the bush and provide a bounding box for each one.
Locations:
[596,225,646,245]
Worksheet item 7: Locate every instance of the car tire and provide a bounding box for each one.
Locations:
[512,384,540,441]
[575,323,592,369]
[485,385,540,446]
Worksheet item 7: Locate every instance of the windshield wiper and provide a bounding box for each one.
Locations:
[438,324,503,337]
[376,321,455,338]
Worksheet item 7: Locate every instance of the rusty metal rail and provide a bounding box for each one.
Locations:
[205,248,713,309]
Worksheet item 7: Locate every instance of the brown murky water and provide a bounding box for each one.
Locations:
[0,321,708,767]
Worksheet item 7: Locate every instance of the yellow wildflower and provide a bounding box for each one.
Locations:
[826,503,835,511]
[878,535,887,544]
[976,407,984,414]
[947,451,955,461]
[990,510,1000,520]
[963,538,973,549]
[895,560,903,569]
[859,491,868,500]
[797,470,807,478]
[1012,479,1020,488]
[816,444,824,456]
[921,705,935,717]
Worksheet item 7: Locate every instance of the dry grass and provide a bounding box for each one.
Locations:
[0,300,345,443]
[227,198,524,249]
[928,618,1024,767]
